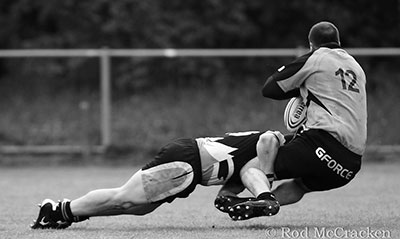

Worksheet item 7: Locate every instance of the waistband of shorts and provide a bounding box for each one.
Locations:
[302,128,363,159]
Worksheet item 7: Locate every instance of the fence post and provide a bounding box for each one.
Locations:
[100,48,112,148]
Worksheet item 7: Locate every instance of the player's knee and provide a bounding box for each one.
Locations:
[260,131,285,147]
[273,179,309,205]
[141,161,194,202]
[286,179,309,202]
[257,132,281,154]
[258,133,276,149]
[293,178,311,194]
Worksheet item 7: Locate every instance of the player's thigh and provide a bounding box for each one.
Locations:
[117,164,197,205]
[274,134,316,180]
[117,170,148,204]
[140,138,202,203]
[274,129,361,191]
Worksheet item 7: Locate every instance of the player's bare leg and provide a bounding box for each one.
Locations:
[70,170,150,217]
[31,161,194,229]
[255,131,285,188]
[226,159,280,220]
[272,179,311,206]
[227,131,284,220]
[31,169,155,229]
[240,131,284,195]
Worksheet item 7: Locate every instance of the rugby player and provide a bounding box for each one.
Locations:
[216,21,367,218]
[31,130,286,229]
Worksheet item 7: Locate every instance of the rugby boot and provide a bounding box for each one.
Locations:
[214,195,256,213]
[30,199,71,229]
[228,192,280,221]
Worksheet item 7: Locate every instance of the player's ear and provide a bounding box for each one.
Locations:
[309,42,315,52]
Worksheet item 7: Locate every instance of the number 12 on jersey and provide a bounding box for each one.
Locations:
[335,68,360,93]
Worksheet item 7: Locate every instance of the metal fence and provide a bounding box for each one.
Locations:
[0,48,399,154]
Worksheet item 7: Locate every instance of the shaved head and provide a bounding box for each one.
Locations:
[308,21,340,49]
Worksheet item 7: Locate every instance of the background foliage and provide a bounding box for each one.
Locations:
[0,0,399,150]
[0,0,399,93]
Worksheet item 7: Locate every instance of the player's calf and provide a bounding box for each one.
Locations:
[30,199,88,229]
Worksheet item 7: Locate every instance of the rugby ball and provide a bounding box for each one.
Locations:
[284,97,307,132]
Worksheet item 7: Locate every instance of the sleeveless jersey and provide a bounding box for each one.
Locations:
[195,131,262,186]
[274,45,367,155]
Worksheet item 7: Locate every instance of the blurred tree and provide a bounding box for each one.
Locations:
[0,0,398,93]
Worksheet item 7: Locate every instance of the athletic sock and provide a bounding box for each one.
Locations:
[256,192,277,201]
[60,200,89,223]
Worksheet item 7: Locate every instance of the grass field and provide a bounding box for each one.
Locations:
[0,161,399,239]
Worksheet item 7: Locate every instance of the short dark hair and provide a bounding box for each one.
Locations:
[308,21,340,47]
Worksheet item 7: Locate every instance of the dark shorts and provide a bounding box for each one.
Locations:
[142,138,202,203]
[274,129,362,191]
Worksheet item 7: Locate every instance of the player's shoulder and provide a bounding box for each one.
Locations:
[291,51,314,66]
[313,43,350,60]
